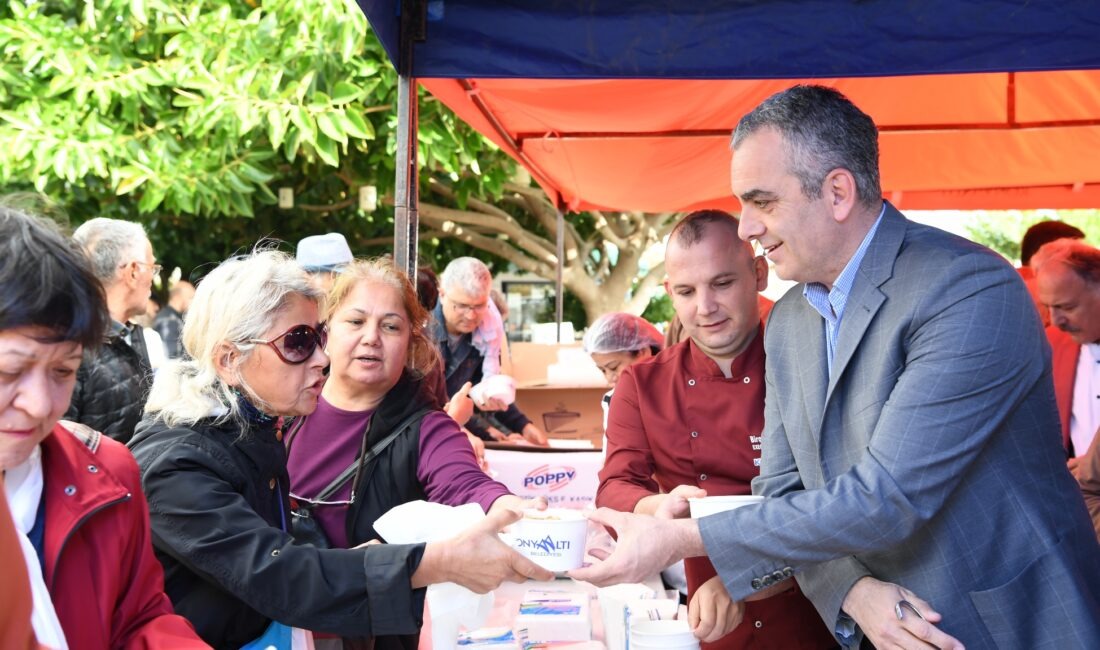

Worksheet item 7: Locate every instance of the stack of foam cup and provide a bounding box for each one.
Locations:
[595,583,655,650]
[629,619,700,650]
[623,598,680,634]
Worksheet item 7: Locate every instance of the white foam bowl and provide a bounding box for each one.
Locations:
[688,495,765,519]
[630,619,698,648]
[508,508,587,571]
[631,642,699,650]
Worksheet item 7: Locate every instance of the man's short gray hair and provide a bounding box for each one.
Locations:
[73,218,149,285]
[440,257,493,298]
[1032,238,1100,286]
[731,85,881,210]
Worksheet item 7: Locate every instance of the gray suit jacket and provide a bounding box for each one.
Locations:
[698,204,1100,648]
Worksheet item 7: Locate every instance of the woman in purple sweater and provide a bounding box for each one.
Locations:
[287,258,534,649]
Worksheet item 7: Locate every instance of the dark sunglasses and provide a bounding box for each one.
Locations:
[247,324,327,365]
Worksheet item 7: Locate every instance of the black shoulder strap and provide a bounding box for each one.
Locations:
[316,408,430,502]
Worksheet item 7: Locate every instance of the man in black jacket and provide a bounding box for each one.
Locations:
[430,257,547,445]
[152,280,194,359]
[65,218,156,442]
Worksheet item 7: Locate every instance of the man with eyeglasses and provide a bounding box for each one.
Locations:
[66,218,159,442]
[430,257,548,445]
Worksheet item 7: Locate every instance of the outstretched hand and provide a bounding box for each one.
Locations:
[446,381,475,426]
[416,508,553,593]
[654,485,707,520]
[567,508,700,586]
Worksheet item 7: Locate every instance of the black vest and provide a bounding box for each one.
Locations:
[345,371,438,546]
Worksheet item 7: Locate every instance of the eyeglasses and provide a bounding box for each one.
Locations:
[247,324,327,365]
[122,261,163,275]
[448,298,489,314]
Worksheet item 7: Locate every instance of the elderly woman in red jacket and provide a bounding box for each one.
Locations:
[0,205,207,649]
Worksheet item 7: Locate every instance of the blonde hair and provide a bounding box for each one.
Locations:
[326,258,438,378]
[144,249,322,427]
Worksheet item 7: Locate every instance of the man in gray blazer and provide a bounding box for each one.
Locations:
[572,85,1100,649]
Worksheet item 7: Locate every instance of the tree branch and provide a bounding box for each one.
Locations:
[425,182,559,260]
[418,201,559,266]
[624,260,667,315]
[355,230,446,248]
[590,210,629,250]
[297,197,356,212]
[651,211,682,241]
[441,224,554,278]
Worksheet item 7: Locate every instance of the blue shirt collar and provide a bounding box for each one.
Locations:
[803,203,886,325]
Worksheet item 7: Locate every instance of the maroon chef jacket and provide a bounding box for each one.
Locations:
[598,330,835,650]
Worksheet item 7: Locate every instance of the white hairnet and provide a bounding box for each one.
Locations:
[582,313,663,355]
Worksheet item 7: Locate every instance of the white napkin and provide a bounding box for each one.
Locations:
[469,374,517,407]
[374,501,495,650]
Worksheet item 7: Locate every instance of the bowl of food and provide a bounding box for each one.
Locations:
[507,508,587,571]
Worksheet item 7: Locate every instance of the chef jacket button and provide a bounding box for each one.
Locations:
[754,620,763,629]
[64,485,77,496]
[687,379,696,386]
[691,431,699,438]
[699,473,708,481]
[743,376,751,384]
[87,464,99,473]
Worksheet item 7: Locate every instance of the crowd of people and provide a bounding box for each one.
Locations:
[3,84,1100,650]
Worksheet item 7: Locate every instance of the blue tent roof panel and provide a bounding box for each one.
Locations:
[357,1,1100,79]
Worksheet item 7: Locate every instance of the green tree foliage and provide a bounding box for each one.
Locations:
[0,0,670,324]
[0,0,509,266]
[965,210,1100,263]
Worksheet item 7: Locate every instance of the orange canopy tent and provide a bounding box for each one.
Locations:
[422,71,1100,213]
[355,0,1100,291]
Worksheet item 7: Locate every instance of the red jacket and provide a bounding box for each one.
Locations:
[1,491,39,650]
[42,422,208,649]
[1047,326,1079,454]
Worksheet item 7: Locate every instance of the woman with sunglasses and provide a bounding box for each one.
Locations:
[129,250,552,649]
[287,258,542,649]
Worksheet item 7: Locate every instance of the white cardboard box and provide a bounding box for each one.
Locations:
[515,589,592,643]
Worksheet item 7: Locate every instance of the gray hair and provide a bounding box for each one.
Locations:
[731,85,881,210]
[440,257,493,298]
[1032,238,1100,286]
[72,218,149,286]
[144,249,322,427]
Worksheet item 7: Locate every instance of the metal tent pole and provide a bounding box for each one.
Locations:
[394,75,419,281]
[556,206,565,342]
[393,0,425,282]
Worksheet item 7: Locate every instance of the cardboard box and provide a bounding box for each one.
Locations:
[515,589,592,643]
[508,342,608,448]
[484,448,603,509]
[514,384,606,448]
[507,342,584,384]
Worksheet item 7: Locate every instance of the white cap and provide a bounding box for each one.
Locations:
[296,233,353,272]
